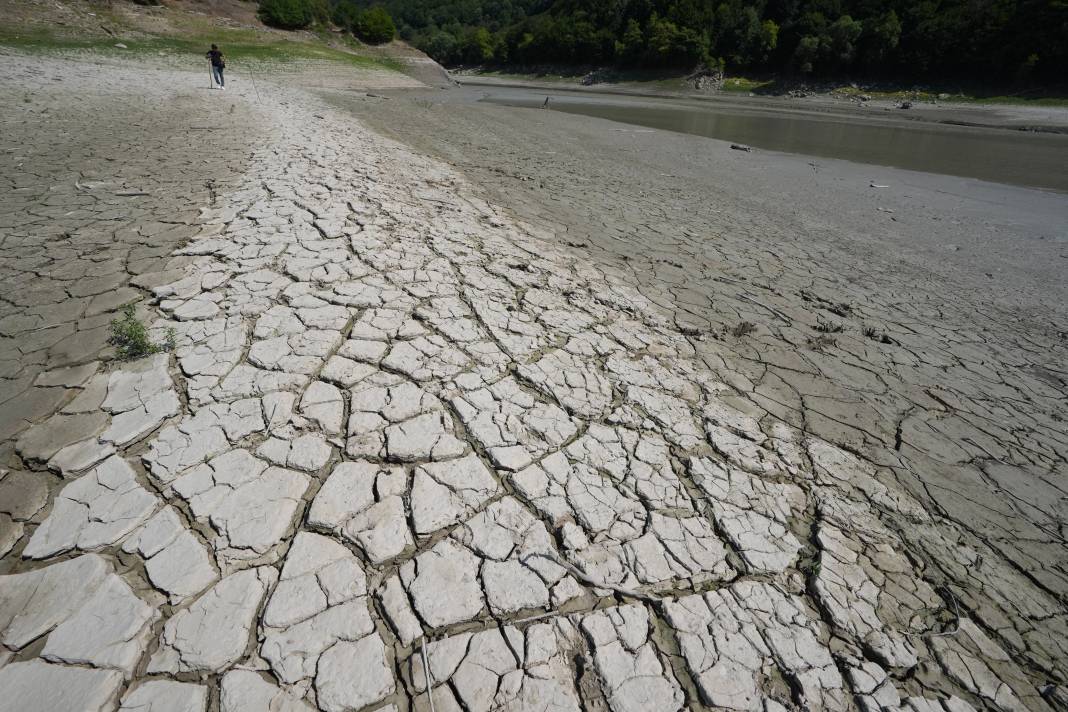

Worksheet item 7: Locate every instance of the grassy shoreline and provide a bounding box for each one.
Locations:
[0,27,403,73]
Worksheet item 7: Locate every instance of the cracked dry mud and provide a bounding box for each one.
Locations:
[0,53,1065,712]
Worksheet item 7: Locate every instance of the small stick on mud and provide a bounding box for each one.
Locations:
[510,609,566,627]
[739,293,791,325]
[523,550,659,603]
[115,190,150,197]
[248,63,262,103]
[900,587,963,639]
[420,636,436,712]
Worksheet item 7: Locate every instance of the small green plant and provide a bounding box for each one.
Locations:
[164,327,177,351]
[108,306,175,360]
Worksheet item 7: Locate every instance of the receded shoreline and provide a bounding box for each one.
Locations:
[330,83,1068,317]
[1,48,1066,712]
[458,73,1068,134]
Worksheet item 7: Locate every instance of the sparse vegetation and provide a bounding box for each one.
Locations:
[678,324,702,337]
[807,334,837,351]
[863,326,893,344]
[722,76,774,93]
[799,557,822,576]
[108,306,175,360]
[815,318,843,334]
[827,302,852,317]
[0,26,402,71]
[730,321,757,337]
[0,0,407,75]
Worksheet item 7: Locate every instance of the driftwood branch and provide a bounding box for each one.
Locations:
[522,550,659,603]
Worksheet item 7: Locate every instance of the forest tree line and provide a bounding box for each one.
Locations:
[265,0,1068,82]
[258,0,397,43]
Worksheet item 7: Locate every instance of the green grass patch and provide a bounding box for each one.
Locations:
[830,84,1068,107]
[108,306,175,360]
[723,75,1068,106]
[721,76,775,93]
[0,25,400,72]
[464,69,582,83]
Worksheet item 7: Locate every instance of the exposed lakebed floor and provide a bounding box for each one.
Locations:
[0,53,1066,712]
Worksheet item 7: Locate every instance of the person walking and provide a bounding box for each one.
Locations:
[206,44,225,90]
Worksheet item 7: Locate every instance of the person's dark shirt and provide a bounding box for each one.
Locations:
[207,49,223,67]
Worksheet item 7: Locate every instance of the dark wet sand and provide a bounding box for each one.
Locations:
[461,74,1068,133]
[478,87,1068,192]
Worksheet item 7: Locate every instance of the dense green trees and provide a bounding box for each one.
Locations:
[355,6,399,42]
[256,0,1065,81]
[333,2,398,43]
[259,0,395,44]
[259,0,320,29]
[335,0,1066,82]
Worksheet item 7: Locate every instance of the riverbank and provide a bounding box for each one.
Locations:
[339,79,1068,699]
[457,72,1068,134]
[340,84,1068,314]
[0,48,1065,712]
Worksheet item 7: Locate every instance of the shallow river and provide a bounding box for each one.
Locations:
[479,87,1068,193]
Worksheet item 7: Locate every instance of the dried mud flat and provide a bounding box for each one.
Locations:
[0,51,1066,712]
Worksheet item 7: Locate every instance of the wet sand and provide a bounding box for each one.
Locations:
[462,74,1068,133]
[478,87,1068,192]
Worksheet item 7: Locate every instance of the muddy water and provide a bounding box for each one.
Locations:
[480,88,1068,193]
